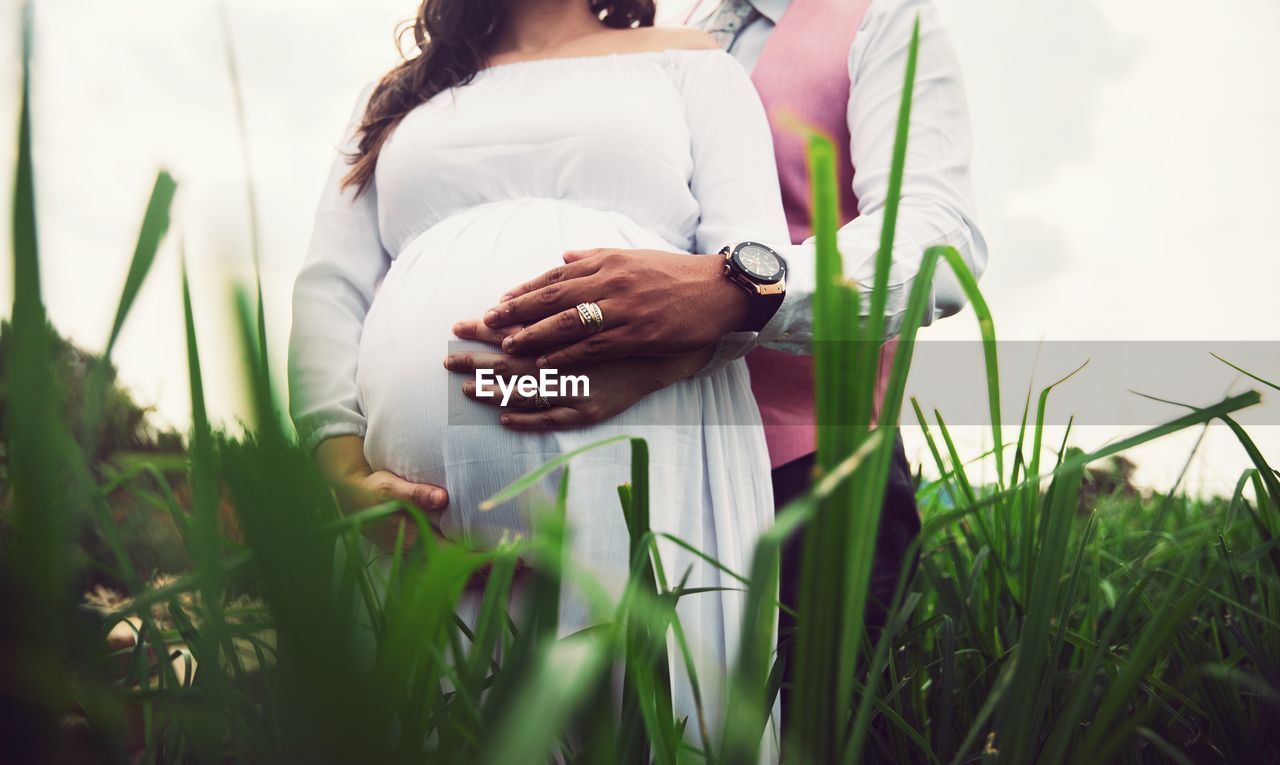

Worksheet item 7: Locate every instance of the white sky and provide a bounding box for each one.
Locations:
[1,0,1277,495]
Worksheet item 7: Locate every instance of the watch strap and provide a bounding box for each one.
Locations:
[745,287,784,332]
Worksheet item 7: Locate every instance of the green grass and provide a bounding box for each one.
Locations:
[3,10,1278,765]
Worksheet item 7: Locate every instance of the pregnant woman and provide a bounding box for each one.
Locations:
[287,0,789,737]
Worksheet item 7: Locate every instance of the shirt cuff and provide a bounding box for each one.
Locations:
[754,242,935,352]
[693,331,759,377]
[756,241,813,353]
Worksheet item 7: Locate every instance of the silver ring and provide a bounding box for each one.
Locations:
[576,302,605,336]
[533,394,552,410]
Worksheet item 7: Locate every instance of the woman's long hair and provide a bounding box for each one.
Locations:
[341,0,657,196]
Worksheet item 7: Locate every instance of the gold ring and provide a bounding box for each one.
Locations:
[576,302,605,335]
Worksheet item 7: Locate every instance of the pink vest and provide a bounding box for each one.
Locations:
[748,0,897,469]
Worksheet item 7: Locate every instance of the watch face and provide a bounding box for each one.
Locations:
[735,243,783,282]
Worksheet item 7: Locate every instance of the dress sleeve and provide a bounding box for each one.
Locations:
[676,50,791,374]
[287,84,391,453]
[679,50,791,257]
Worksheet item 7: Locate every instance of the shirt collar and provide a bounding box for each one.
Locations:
[746,0,789,24]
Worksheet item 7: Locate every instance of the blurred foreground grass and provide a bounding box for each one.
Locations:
[2,13,1278,765]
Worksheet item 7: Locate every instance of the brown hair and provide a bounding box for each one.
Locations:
[341,0,657,196]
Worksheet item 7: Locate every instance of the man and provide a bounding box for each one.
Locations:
[411,0,985,723]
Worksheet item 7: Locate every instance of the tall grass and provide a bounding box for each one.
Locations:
[3,9,1278,765]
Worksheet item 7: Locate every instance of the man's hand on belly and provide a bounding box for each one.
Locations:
[476,248,750,369]
[446,321,713,431]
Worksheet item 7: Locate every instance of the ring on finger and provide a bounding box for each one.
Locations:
[575,302,605,336]
[533,394,552,410]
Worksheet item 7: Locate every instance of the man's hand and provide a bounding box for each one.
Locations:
[480,248,751,369]
[449,320,713,431]
[314,435,449,552]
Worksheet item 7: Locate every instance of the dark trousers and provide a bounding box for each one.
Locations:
[773,436,920,732]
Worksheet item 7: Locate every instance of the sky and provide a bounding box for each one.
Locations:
[0,0,1277,496]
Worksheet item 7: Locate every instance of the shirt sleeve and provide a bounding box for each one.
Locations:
[287,83,391,453]
[675,49,792,374]
[756,0,989,353]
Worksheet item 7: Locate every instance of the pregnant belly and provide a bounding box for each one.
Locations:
[356,199,685,545]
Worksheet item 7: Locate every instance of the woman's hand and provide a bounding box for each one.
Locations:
[447,320,712,431]
[314,435,449,551]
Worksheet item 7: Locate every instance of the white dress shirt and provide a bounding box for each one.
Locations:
[701,0,987,347]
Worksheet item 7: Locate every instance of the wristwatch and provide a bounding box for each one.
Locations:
[720,241,787,332]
